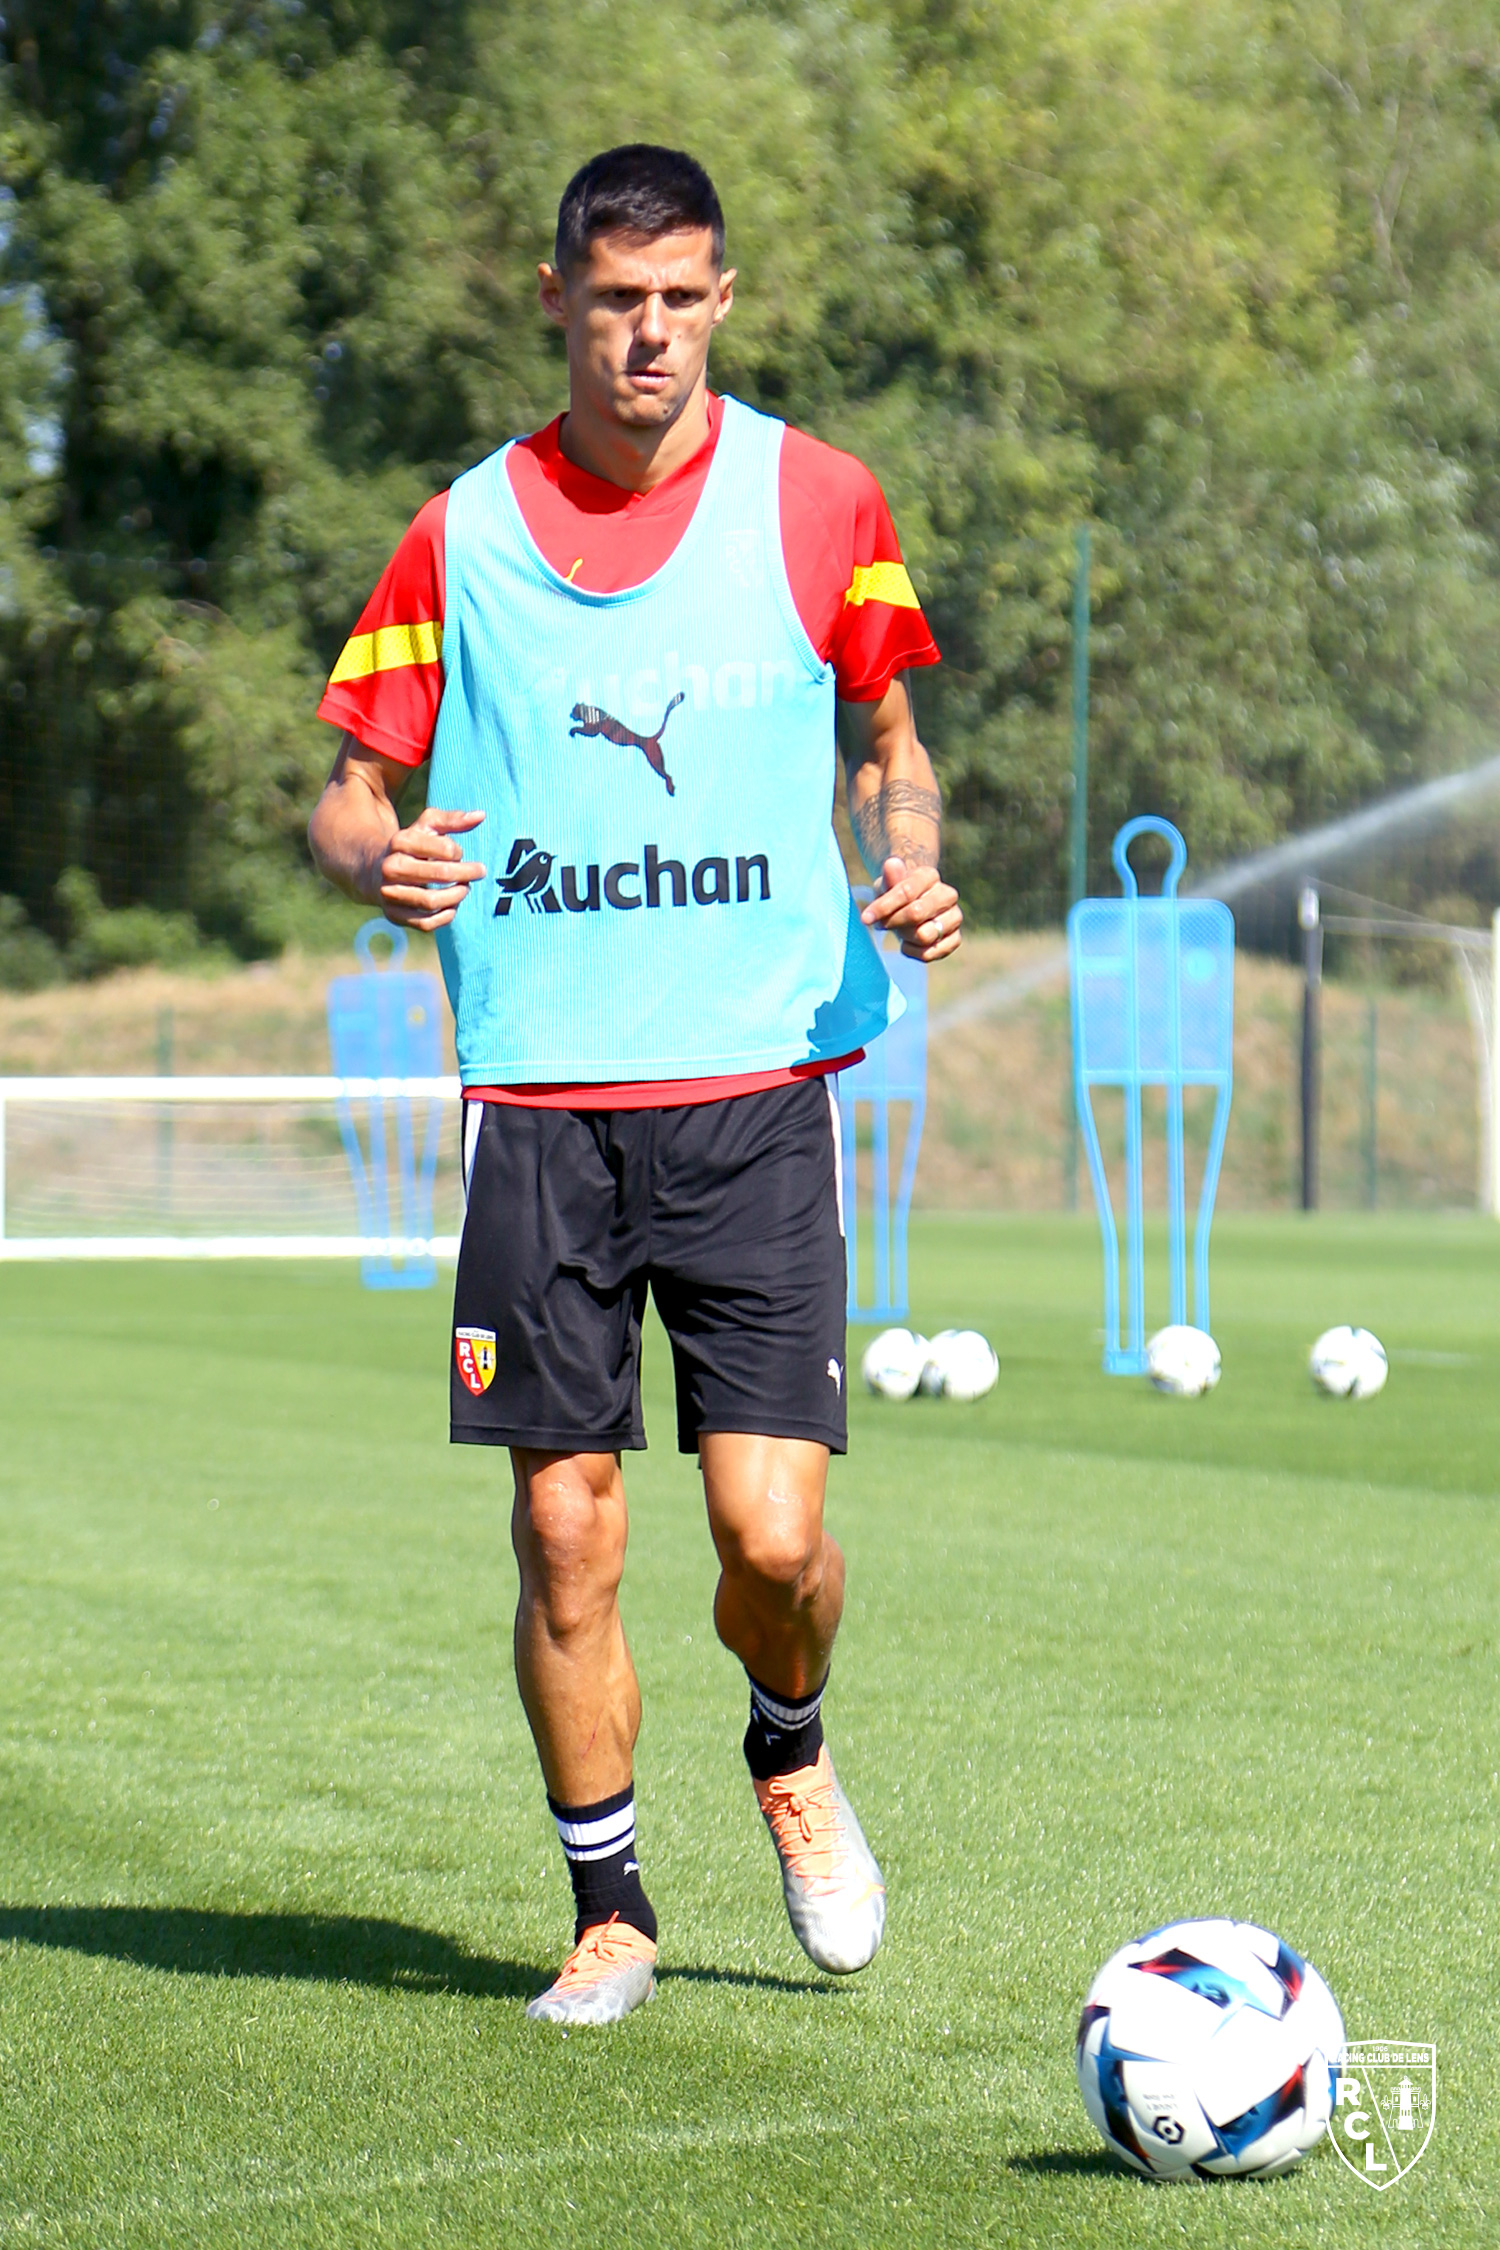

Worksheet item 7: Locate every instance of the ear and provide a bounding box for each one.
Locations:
[537,262,569,330]
[711,269,736,328]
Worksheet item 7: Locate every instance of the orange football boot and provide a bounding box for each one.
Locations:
[754,1746,886,1973]
[525,1914,657,2026]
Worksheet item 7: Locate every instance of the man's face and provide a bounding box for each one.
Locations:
[539,228,734,431]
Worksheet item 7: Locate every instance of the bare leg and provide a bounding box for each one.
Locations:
[699,1433,844,1696]
[701,1432,883,1975]
[510,1447,638,1804]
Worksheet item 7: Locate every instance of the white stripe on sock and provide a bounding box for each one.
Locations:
[553,1802,635,1852]
[561,1834,637,1864]
[750,1680,824,1730]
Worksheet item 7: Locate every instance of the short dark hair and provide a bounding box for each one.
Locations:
[554,145,725,275]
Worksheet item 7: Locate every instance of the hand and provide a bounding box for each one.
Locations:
[372,808,486,930]
[860,857,963,962]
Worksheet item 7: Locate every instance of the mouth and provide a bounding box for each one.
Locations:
[624,366,673,391]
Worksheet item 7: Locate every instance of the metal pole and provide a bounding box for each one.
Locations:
[1066,525,1091,1212]
[1365,994,1378,1211]
[1069,526,1091,910]
[1299,883,1322,1212]
[1490,908,1500,1218]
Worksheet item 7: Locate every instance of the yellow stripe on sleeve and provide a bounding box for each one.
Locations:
[328,619,442,685]
[843,560,920,611]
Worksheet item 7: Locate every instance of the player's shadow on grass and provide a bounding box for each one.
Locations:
[0,1907,837,2002]
[0,1905,540,1999]
[1006,2150,1136,2179]
[660,1964,833,1996]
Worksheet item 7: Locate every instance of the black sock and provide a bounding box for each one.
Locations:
[743,1671,827,1781]
[547,1785,657,1946]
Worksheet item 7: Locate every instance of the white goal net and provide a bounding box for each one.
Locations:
[0,1077,463,1259]
[1319,903,1500,1217]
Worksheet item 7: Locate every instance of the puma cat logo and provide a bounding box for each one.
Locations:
[569,693,684,796]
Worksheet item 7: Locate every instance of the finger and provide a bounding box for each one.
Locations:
[383,853,487,887]
[381,902,460,931]
[380,881,474,916]
[416,808,486,834]
[864,875,955,926]
[392,824,484,866]
[862,881,922,924]
[899,883,959,928]
[858,857,907,918]
[901,927,962,962]
[901,902,964,955]
[889,896,962,956]
[911,900,963,947]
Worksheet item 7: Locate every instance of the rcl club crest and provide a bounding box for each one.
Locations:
[1330,2042,1436,2188]
[454,1326,497,1397]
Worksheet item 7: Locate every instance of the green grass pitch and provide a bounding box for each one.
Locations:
[0,1215,1495,2247]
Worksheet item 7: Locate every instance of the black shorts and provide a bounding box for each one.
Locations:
[450,1076,849,1455]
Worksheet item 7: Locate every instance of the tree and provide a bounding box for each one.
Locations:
[2,0,1499,969]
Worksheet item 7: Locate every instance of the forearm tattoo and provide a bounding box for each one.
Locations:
[850,778,942,878]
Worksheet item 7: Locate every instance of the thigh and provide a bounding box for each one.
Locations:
[650,1079,849,1455]
[451,1102,650,1452]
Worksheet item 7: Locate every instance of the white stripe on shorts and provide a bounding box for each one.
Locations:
[462,1097,483,1197]
[827,1079,846,1240]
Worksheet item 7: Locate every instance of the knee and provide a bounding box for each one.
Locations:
[514,1457,625,1632]
[720,1505,826,1607]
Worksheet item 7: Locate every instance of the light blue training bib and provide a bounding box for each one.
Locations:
[428,396,901,1085]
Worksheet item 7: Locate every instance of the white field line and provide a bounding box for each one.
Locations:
[0,1236,461,1261]
[0,2097,996,2239]
[0,1076,460,1103]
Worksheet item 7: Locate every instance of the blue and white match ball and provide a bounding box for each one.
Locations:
[1145,1325,1221,1398]
[917,1329,1000,1401]
[1309,1325,1388,1400]
[860,1327,930,1402]
[1076,1918,1345,2179]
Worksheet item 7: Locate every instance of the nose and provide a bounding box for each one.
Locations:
[637,291,671,350]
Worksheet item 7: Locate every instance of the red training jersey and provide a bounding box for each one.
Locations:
[318,396,940,1108]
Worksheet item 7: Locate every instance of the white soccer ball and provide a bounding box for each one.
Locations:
[1076,1918,1345,2180]
[917,1329,1000,1401]
[1145,1325,1221,1398]
[1309,1326,1388,1400]
[860,1327,930,1402]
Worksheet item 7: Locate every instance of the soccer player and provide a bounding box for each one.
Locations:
[309,145,962,2026]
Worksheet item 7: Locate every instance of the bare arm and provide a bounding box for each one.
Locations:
[307,734,486,931]
[838,673,962,963]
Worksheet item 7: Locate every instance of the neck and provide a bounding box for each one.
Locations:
[558,375,712,494]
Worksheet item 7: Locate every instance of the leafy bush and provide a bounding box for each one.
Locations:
[54,868,203,979]
[0,894,63,991]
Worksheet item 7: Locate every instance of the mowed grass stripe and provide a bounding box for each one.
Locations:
[0,1221,1495,2246]
[0,2096,1021,2243]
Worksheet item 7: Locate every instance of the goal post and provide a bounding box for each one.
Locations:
[1319,905,1498,1219]
[0,1075,463,1260]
